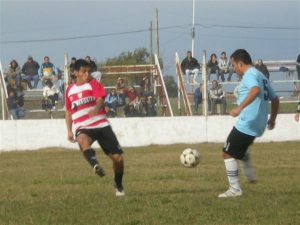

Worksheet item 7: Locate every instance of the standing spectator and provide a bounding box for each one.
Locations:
[116,77,127,106]
[194,83,203,114]
[147,96,157,117]
[218,52,229,82]
[295,101,300,122]
[85,56,97,72]
[22,56,40,89]
[140,76,153,97]
[39,56,58,86]
[69,57,77,83]
[43,79,59,110]
[7,88,25,119]
[105,88,119,116]
[6,60,22,86]
[207,53,219,81]
[255,59,270,79]
[210,80,227,114]
[181,50,200,84]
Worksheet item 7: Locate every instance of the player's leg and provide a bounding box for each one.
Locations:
[219,127,255,198]
[109,153,125,196]
[242,151,256,183]
[96,126,125,196]
[76,131,105,177]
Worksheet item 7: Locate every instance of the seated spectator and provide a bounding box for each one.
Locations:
[42,79,59,110]
[181,50,200,84]
[116,77,127,106]
[7,88,25,119]
[147,96,157,117]
[22,55,40,89]
[124,104,138,117]
[207,53,219,81]
[40,56,59,86]
[140,76,153,97]
[209,80,227,114]
[6,60,22,86]
[255,59,270,79]
[218,52,232,82]
[85,56,97,73]
[105,88,119,116]
[194,83,203,114]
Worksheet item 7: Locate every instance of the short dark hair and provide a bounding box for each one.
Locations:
[230,49,252,65]
[74,59,91,71]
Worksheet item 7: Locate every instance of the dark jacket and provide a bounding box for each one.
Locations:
[89,61,98,73]
[22,61,40,76]
[181,57,200,72]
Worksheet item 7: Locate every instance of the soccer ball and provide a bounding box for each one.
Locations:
[180,148,200,168]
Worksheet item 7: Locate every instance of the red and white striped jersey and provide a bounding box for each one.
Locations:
[65,79,109,132]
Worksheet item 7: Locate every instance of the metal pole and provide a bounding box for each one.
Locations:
[192,0,195,57]
[156,8,160,60]
[150,21,153,64]
[202,50,208,117]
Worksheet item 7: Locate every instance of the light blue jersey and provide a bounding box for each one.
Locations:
[235,67,277,137]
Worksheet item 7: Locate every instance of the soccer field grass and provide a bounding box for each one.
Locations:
[0,142,299,225]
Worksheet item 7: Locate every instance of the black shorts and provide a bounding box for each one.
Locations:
[223,127,255,160]
[76,126,123,155]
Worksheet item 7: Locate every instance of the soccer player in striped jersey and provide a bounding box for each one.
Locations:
[219,49,279,198]
[65,59,125,197]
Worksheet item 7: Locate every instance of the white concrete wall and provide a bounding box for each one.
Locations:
[0,114,299,151]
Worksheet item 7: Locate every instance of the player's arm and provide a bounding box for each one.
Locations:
[230,86,260,117]
[88,97,105,117]
[267,96,279,129]
[65,110,75,142]
[295,101,300,122]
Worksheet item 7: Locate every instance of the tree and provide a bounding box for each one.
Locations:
[104,48,150,66]
[163,75,178,97]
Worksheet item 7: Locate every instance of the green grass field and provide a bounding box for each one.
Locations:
[0,142,299,225]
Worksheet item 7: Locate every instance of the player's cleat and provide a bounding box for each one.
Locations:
[115,184,125,197]
[93,164,105,177]
[218,187,242,198]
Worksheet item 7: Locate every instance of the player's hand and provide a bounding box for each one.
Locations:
[88,107,99,117]
[267,119,276,130]
[67,131,76,143]
[229,106,242,117]
[295,113,299,122]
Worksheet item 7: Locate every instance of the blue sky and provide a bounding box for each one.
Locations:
[0,0,299,75]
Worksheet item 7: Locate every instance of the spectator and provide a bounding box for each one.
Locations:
[6,60,22,86]
[43,79,59,110]
[7,88,25,119]
[218,52,230,82]
[147,96,157,117]
[22,55,40,89]
[181,50,200,84]
[69,57,77,83]
[227,62,235,82]
[296,54,300,88]
[105,88,120,116]
[140,76,153,97]
[85,56,97,72]
[194,83,203,114]
[207,53,219,81]
[210,80,227,114]
[39,56,59,86]
[255,59,270,79]
[116,77,127,106]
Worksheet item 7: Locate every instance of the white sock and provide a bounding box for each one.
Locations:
[242,152,256,182]
[224,158,241,191]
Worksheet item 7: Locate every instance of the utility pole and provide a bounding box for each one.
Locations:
[150,21,153,64]
[192,0,195,56]
[156,8,160,60]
